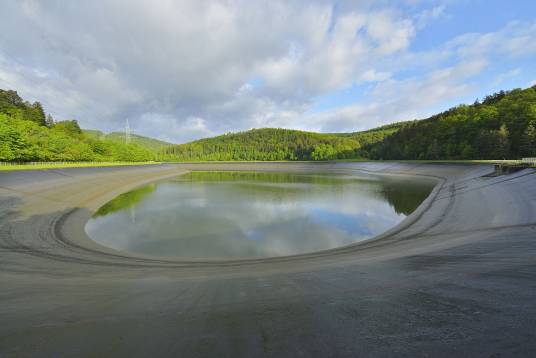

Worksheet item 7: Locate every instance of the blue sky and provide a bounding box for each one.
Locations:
[408,0,536,106]
[0,0,535,142]
[309,0,536,123]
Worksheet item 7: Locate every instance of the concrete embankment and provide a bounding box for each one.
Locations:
[0,162,535,357]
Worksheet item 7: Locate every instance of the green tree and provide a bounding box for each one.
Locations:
[0,114,26,160]
[45,114,55,128]
[519,121,536,157]
[53,120,82,136]
[496,124,510,159]
[311,144,336,160]
[474,125,510,159]
[0,89,158,163]
[24,102,46,126]
[426,139,440,159]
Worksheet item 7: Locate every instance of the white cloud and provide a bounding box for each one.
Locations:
[0,0,422,141]
[0,1,535,142]
[297,21,536,134]
[447,21,536,60]
[292,59,486,133]
[492,68,522,86]
[359,70,392,82]
[135,113,214,144]
[414,5,446,29]
[366,10,415,54]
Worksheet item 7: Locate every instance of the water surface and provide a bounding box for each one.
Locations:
[85,171,435,259]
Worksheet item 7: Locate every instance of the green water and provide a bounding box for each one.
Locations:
[85,171,435,259]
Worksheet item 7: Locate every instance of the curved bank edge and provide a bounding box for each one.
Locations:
[0,162,534,276]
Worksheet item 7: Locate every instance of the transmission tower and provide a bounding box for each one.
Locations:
[125,119,131,144]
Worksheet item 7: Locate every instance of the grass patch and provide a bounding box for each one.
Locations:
[0,161,161,171]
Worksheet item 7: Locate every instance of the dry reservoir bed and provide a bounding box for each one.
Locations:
[0,162,535,357]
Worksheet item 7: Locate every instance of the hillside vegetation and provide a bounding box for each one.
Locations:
[0,89,158,162]
[2,85,535,163]
[163,86,536,161]
[362,86,536,160]
[162,124,407,161]
[83,130,172,152]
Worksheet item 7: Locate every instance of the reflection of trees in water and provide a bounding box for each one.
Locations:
[175,171,379,202]
[174,171,365,185]
[93,184,156,217]
[93,172,434,218]
[89,172,436,258]
[377,180,435,216]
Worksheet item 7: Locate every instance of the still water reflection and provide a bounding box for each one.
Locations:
[85,171,435,259]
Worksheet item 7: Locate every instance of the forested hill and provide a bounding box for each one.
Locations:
[0,89,159,161]
[2,85,535,163]
[362,86,536,160]
[164,86,536,161]
[162,125,406,161]
[82,130,173,152]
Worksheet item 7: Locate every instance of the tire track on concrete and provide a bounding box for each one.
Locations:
[0,163,456,270]
[0,163,529,273]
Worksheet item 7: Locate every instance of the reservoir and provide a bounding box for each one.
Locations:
[85,171,435,259]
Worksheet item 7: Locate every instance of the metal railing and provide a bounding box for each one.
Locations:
[521,158,536,164]
[0,161,160,170]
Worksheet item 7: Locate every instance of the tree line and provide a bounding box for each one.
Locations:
[360,86,536,160]
[162,125,403,161]
[0,89,156,162]
[2,85,535,163]
[164,86,536,161]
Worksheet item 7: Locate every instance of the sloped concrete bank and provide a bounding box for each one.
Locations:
[0,162,535,357]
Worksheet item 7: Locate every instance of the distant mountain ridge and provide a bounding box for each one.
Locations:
[82,130,173,152]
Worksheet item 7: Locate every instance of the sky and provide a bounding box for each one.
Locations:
[1,0,536,143]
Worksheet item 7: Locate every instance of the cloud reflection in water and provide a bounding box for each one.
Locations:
[86,172,434,259]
